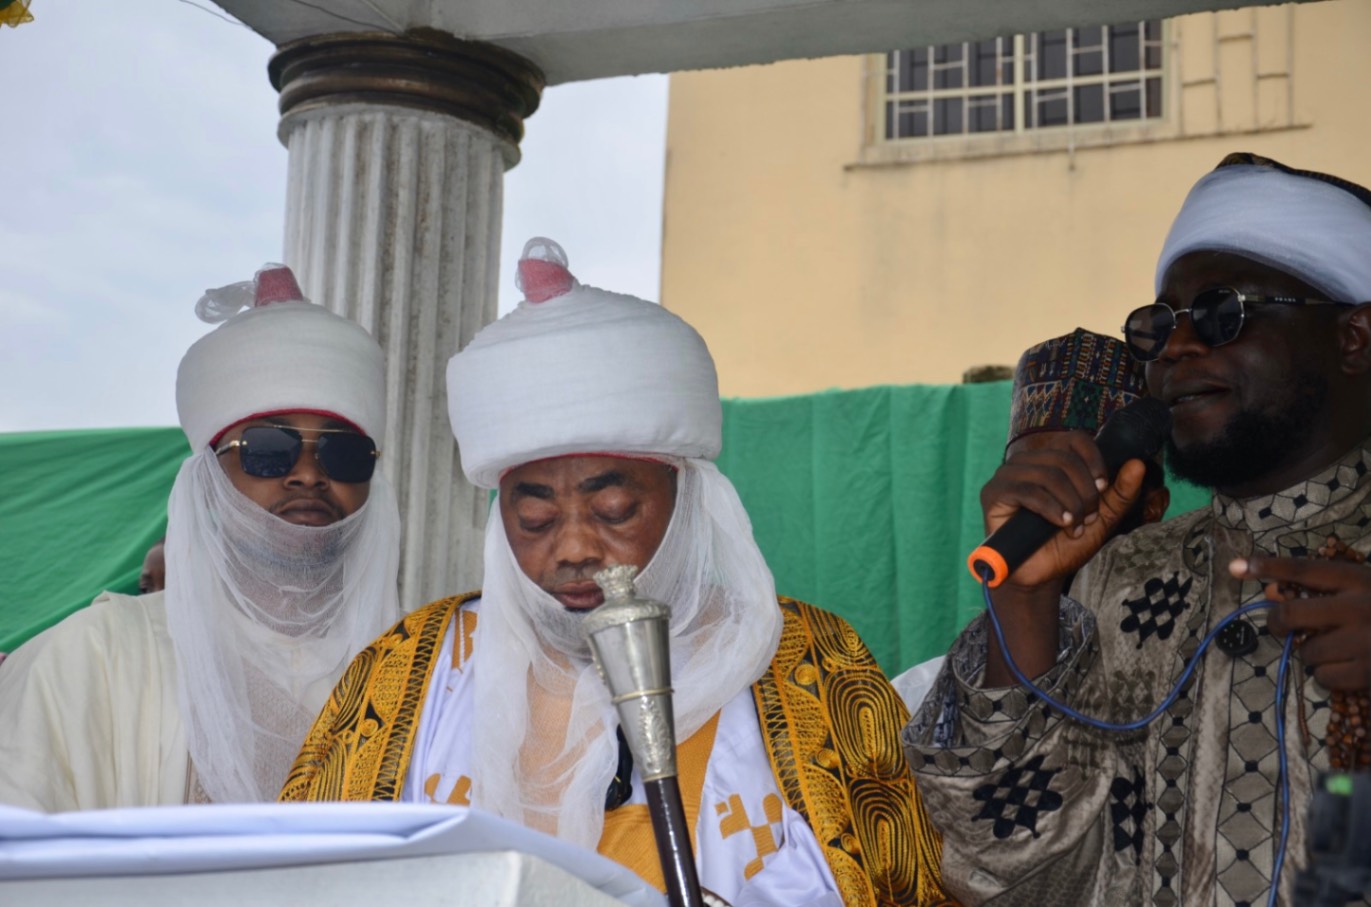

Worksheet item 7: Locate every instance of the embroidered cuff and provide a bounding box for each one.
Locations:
[903,599,1098,775]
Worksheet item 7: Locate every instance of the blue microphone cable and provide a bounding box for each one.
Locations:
[977,570,1296,906]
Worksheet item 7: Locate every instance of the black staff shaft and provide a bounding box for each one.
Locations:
[644,776,705,907]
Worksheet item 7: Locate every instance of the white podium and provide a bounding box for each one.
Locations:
[0,802,665,907]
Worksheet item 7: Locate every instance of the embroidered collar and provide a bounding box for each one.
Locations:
[1211,438,1371,533]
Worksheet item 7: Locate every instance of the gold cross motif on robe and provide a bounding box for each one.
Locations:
[715,792,783,879]
[423,772,471,806]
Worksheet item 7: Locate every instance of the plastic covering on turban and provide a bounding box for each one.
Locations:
[1156,153,1371,303]
[448,239,722,489]
[176,264,386,451]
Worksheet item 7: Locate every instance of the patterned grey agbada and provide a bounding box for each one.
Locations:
[903,440,1371,906]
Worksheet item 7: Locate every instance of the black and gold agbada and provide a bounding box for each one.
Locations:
[281,593,955,907]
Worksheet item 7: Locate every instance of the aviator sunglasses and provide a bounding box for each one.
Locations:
[214,425,379,484]
[1122,287,1339,362]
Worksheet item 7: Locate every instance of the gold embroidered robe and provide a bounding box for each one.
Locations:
[281,593,954,907]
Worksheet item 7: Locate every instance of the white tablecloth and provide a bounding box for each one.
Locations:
[0,801,663,906]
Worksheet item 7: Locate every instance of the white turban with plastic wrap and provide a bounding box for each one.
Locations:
[176,265,386,451]
[437,239,781,851]
[1156,154,1371,303]
[448,238,722,488]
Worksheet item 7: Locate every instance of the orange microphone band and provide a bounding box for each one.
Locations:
[967,547,1010,588]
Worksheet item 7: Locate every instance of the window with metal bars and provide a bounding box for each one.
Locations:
[883,21,1164,141]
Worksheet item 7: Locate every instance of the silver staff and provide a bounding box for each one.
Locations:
[583,565,704,907]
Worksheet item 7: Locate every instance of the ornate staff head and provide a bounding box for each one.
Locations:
[582,565,678,780]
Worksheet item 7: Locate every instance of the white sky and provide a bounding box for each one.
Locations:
[0,1,668,433]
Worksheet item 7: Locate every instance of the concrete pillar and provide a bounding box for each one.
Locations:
[269,31,543,607]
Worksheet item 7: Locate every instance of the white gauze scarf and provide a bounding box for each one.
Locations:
[468,458,783,849]
[163,449,401,803]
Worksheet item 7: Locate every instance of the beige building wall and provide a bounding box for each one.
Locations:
[661,0,1371,397]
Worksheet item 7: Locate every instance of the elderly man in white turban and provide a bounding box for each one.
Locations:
[281,239,952,907]
[0,265,401,810]
[905,153,1371,907]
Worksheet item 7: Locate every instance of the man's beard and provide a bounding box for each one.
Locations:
[533,599,594,661]
[1166,371,1329,492]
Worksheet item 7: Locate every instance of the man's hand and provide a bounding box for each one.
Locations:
[1231,556,1371,691]
[978,431,1147,687]
[981,430,1147,591]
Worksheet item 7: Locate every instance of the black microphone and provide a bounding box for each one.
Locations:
[967,396,1172,587]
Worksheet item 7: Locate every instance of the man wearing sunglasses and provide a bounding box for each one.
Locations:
[278,238,954,907]
[0,264,401,810]
[905,153,1371,907]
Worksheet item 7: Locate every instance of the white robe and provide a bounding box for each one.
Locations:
[402,600,843,907]
[0,590,341,811]
[0,592,188,811]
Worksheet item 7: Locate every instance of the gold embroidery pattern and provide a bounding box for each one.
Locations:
[280,593,955,906]
[715,792,784,879]
[753,598,956,907]
[424,772,472,806]
[279,593,476,802]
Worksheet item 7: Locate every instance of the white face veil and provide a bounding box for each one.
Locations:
[166,264,400,803]
[164,450,401,803]
[469,457,782,849]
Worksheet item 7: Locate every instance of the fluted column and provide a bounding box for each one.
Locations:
[270,31,543,608]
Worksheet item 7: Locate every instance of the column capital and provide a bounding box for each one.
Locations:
[269,28,544,164]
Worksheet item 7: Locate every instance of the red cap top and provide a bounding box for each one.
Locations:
[518,258,575,303]
[255,266,305,307]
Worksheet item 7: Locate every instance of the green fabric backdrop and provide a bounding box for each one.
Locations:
[0,383,1209,670]
[718,382,1208,672]
[0,428,189,651]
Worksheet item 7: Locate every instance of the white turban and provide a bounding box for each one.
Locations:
[177,265,386,450]
[447,239,721,488]
[1156,154,1371,303]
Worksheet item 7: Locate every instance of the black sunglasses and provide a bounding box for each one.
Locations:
[215,426,379,484]
[1122,287,1339,362]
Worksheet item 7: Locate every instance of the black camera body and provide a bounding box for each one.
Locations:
[1295,772,1371,906]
